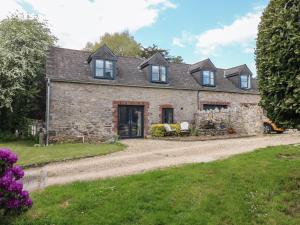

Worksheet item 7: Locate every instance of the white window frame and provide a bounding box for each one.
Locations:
[151,65,167,83]
[203,71,215,86]
[94,59,114,79]
[240,74,251,89]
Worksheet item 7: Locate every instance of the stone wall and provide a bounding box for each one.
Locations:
[199,91,260,109]
[48,81,198,142]
[194,105,264,135]
[48,81,261,142]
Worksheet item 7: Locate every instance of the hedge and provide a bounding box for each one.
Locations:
[150,124,181,137]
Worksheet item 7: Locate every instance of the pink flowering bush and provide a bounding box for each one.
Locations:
[0,148,32,215]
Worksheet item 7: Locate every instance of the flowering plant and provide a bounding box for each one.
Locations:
[0,148,32,215]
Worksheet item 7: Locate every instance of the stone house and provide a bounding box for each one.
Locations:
[46,45,260,142]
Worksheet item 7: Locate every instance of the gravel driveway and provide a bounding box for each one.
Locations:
[24,134,300,191]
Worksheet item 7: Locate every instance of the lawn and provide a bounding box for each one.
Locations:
[5,144,300,225]
[0,140,125,167]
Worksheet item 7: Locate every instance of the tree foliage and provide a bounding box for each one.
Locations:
[141,44,184,63]
[0,14,56,132]
[84,31,142,57]
[255,0,300,128]
[84,34,184,63]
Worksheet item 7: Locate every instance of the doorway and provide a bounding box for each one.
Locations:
[118,105,144,138]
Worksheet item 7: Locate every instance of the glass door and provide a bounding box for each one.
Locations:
[118,106,144,138]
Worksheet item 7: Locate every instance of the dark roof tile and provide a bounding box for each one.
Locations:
[46,47,258,94]
[224,64,253,77]
[139,52,169,69]
[189,58,216,73]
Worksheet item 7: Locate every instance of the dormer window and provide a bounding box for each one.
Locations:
[203,71,215,86]
[240,74,251,89]
[94,59,114,79]
[151,65,167,83]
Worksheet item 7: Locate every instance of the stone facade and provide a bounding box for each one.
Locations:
[46,46,262,142]
[48,81,261,142]
[195,105,264,135]
[198,91,260,110]
[48,81,198,142]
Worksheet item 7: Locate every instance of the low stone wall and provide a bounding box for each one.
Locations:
[194,106,264,135]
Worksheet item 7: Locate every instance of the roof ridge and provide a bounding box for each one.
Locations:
[51,46,91,53]
[226,64,246,70]
[191,58,209,64]
[50,47,249,71]
[117,55,143,60]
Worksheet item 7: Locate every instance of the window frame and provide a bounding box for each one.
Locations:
[93,59,115,80]
[162,108,174,124]
[240,74,251,89]
[202,70,215,86]
[202,104,228,111]
[150,65,168,83]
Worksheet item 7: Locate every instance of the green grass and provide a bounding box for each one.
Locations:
[0,140,125,167]
[5,144,300,225]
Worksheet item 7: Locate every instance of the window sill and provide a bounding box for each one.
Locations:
[202,84,216,87]
[94,76,114,80]
[151,81,168,84]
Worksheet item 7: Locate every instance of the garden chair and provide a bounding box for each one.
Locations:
[164,124,176,136]
[180,122,190,135]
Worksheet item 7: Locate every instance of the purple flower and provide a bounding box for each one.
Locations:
[0,148,18,165]
[0,148,33,212]
[6,198,21,209]
[11,166,24,179]
[24,198,33,207]
[20,191,29,199]
[8,181,23,193]
[0,170,14,188]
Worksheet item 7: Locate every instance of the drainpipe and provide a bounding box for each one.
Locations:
[45,78,50,146]
[197,90,200,110]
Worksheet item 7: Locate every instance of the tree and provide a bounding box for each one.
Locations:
[0,14,56,133]
[255,0,300,128]
[85,34,185,63]
[169,56,184,64]
[84,31,142,57]
[141,44,184,63]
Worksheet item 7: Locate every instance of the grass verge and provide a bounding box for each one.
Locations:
[0,140,125,168]
[3,144,300,224]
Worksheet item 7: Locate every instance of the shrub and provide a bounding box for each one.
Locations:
[150,124,181,137]
[256,0,300,128]
[171,124,181,136]
[0,148,32,216]
[150,124,165,137]
[0,132,18,142]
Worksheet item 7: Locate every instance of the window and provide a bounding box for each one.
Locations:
[241,103,257,107]
[105,60,113,77]
[203,71,215,86]
[95,59,104,77]
[240,75,251,89]
[151,65,167,83]
[203,104,228,111]
[94,59,114,79]
[162,108,173,124]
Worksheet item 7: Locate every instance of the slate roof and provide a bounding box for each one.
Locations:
[189,58,216,73]
[46,47,258,94]
[87,44,117,63]
[139,52,169,69]
[224,64,253,77]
